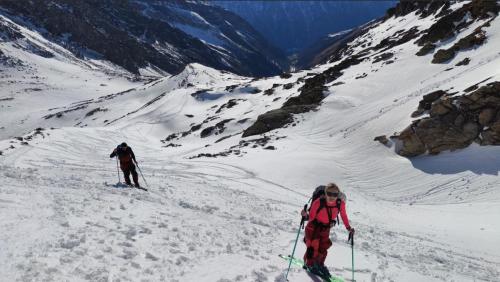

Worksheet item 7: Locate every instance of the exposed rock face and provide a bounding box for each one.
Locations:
[397,82,500,157]
[243,55,363,137]
[242,106,314,138]
[432,28,487,64]
[455,57,471,66]
[200,119,234,138]
[482,121,500,145]
[374,135,390,145]
[373,52,394,63]
[416,0,499,57]
[386,1,450,18]
[372,26,421,53]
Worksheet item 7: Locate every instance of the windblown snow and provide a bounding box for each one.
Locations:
[1,3,499,282]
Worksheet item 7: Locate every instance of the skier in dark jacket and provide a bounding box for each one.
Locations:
[110,142,140,188]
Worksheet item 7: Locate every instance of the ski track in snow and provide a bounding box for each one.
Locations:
[1,128,499,282]
[0,129,304,282]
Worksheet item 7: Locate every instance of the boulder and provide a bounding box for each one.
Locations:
[415,119,478,155]
[419,90,447,110]
[242,109,293,138]
[397,81,500,157]
[478,108,496,126]
[455,57,471,66]
[242,105,316,137]
[397,124,426,157]
[455,30,486,50]
[432,48,456,63]
[416,43,436,56]
[429,97,454,116]
[481,121,500,145]
[280,73,292,79]
[374,135,390,145]
[411,109,425,118]
[373,52,394,63]
[454,114,466,128]
[263,88,274,96]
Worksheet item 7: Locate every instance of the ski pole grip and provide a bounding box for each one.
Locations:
[300,204,307,227]
[348,232,354,246]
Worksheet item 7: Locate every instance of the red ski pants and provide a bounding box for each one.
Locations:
[303,221,332,266]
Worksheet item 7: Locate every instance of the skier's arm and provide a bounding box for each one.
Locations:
[109,149,117,158]
[304,200,320,247]
[308,199,320,222]
[340,201,351,230]
[129,148,137,162]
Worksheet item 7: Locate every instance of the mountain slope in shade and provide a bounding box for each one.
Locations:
[214,0,396,54]
[0,0,286,77]
[132,0,288,75]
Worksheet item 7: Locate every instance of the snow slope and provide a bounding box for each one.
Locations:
[0,12,142,139]
[1,2,500,282]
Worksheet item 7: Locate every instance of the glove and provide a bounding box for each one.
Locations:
[347,227,355,243]
[301,209,309,221]
[347,227,355,235]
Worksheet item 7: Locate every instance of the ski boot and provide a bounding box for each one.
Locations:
[307,263,324,277]
[318,264,332,278]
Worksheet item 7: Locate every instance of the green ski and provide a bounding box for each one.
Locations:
[279,254,344,282]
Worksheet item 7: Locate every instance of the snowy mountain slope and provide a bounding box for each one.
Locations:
[1,1,500,282]
[132,0,288,74]
[0,0,285,77]
[0,12,142,139]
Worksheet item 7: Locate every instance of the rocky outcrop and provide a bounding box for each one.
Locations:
[243,56,363,137]
[455,57,471,66]
[374,135,390,145]
[386,1,450,19]
[373,52,394,63]
[416,0,499,56]
[373,27,421,53]
[242,106,314,138]
[432,28,487,63]
[396,82,500,157]
[411,90,448,117]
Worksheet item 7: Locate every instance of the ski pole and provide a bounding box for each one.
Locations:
[135,161,149,188]
[348,231,355,281]
[115,156,121,183]
[285,204,308,281]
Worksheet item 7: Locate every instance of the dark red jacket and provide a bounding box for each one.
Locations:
[110,146,136,169]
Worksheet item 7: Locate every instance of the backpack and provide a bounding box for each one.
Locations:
[308,185,346,227]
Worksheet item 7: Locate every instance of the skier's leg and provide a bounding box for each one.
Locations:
[130,165,139,187]
[304,223,320,267]
[318,229,333,277]
[123,167,132,185]
[318,236,332,265]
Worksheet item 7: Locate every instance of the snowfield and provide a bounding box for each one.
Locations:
[1,2,500,282]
